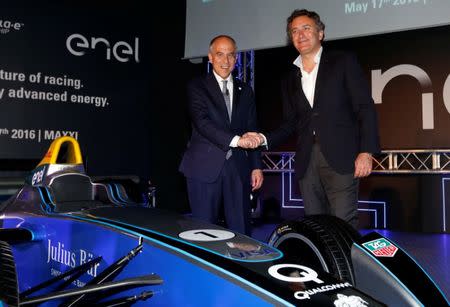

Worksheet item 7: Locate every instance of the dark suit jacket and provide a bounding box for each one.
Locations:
[267,49,380,179]
[179,73,262,184]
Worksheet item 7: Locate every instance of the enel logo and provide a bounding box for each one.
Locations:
[66,33,140,63]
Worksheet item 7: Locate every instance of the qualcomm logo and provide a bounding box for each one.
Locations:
[268,264,324,284]
[66,33,140,63]
[0,19,25,34]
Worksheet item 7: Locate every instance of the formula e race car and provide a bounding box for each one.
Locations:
[0,137,448,306]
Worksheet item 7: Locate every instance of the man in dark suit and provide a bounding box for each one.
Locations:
[248,9,380,228]
[179,35,263,236]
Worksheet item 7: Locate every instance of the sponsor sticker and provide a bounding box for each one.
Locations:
[334,294,368,307]
[277,225,292,234]
[178,229,235,241]
[362,238,398,257]
[268,264,323,284]
[294,282,352,300]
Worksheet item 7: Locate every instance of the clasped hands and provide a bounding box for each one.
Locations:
[237,132,264,149]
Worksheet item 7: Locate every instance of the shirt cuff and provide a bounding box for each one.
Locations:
[230,135,240,147]
[260,133,268,148]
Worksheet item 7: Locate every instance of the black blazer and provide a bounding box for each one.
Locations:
[267,49,380,179]
[179,73,262,183]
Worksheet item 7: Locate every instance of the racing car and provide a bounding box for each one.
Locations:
[0,136,448,306]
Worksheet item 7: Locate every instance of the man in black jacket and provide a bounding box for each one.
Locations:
[248,9,380,228]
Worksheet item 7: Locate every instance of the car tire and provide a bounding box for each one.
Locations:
[268,215,361,284]
[0,240,19,307]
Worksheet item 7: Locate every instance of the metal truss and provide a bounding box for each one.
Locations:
[235,50,255,89]
[262,152,295,173]
[371,150,450,174]
[262,151,388,228]
[262,150,450,174]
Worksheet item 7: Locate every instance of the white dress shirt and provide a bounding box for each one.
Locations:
[213,71,233,108]
[212,71,240,147]
[293,46,322,107]
[260,47,323,146]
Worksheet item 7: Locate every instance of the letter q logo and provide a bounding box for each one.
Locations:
[268,264,323,284]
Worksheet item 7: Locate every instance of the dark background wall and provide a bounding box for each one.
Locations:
[0,1,197,213]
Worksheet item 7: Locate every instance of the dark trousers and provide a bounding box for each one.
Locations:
[186,158,251,235]
[299,143,359,228]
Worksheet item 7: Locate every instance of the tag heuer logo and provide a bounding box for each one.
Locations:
[362,238,398,257]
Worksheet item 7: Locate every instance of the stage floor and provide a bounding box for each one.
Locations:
[251,223,450,302]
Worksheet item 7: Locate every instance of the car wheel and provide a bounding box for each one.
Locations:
[0,240,19,306]
[268,215,361,284]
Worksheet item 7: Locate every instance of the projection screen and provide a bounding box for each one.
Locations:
[185,0,450,59]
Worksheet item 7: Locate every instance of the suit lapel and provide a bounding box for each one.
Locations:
[205,74,230,122]
[291,68,311,110]
[231,78,242,123]
[312,50,330,109]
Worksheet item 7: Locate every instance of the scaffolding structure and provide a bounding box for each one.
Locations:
[262,150,450,174]
[235,50,255,89]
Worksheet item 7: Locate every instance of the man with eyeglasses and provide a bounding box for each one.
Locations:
[248,9,380,229]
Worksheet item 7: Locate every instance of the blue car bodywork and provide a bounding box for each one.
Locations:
[0,137,447,306]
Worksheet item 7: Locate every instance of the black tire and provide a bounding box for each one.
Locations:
[268,215,361,284]
[0,240,19,306]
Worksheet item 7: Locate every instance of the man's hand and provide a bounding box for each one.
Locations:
[238,132,262,149]
[238,132,264,149]
[251,169,263,191]
[244,132,265,146]
[354,152,373,178]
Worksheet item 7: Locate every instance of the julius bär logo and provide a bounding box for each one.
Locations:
[0,19,25,34]
[362,238,398,257]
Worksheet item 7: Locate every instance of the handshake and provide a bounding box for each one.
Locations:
[237,132,265,149]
